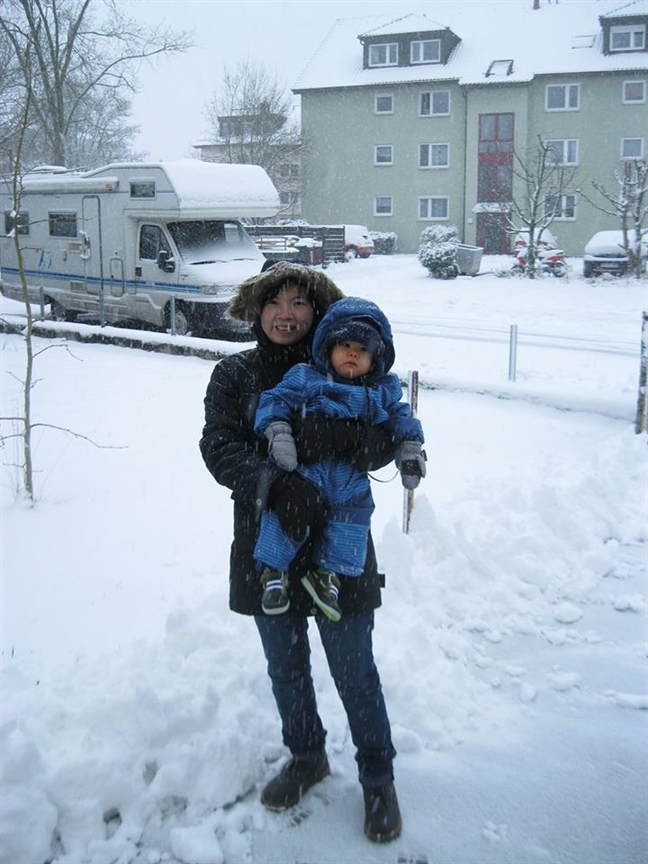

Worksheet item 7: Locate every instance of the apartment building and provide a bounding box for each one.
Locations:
[293,0,648,254]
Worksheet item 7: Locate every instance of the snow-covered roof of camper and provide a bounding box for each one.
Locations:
[293,0,648,92]
[19,160,280,218]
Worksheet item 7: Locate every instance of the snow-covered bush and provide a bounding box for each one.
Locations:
[370,231,398,254]
[418,225,460,279]
[420,225,460,247]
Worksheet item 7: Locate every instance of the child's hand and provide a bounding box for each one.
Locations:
[265,421,298,471]
[395,441,427,489]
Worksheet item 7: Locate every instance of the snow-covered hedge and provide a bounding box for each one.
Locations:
[370,231,398,255]
[418,225,460,279]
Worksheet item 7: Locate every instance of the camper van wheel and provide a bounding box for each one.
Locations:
[165,302,192,336]
[48,298,77,323]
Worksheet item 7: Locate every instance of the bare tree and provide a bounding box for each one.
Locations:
[203,58,301,176]
[579,160,648,278]
[505,137,577,277]
[0,0,192,171]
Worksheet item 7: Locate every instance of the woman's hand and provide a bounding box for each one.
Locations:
[268,473,324,540]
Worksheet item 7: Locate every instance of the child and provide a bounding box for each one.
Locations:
[253,296,426,621]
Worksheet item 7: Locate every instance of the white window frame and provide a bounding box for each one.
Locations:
[544,194,576,221]
[374,93,394,114]
[368,43,398,67]
[419,90,451,117]
[610,24,646,52]
[621,137,644,159]
[374,145,394,166]
[546,83,580,112]
[418,196,449,221]
[545,138,579,166]
[374,196,393,216]
[623,80,646,104]
[419,143,450,169]
[411,39,440,64]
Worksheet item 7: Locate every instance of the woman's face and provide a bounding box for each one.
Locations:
[260,284,314,346]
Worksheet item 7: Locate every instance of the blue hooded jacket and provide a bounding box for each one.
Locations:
[254,297,423,505]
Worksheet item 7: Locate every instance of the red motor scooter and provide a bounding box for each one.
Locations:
[512,236,568,277]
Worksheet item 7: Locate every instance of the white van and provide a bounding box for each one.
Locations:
[0,160,279,336]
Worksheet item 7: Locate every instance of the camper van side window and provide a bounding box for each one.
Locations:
[130,181,156,198]
[4,210,29,236]
[140,224,170,259]
[49,212,77,238]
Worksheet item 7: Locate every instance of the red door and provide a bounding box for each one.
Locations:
[476,113,514,254]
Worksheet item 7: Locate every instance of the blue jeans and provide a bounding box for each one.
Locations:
[254,612,396,787]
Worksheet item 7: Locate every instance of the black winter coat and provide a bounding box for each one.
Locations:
[199,336,395,616]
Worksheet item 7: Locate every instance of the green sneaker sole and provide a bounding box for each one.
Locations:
[300,575,341,622]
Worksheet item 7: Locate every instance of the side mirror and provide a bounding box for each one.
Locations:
[157,249,175,273]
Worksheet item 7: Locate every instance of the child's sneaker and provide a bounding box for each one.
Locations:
[301,569,342,622]
[261,568,290,615]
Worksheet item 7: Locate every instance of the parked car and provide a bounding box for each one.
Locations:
[583,230,647,277]
[344,225,374,259]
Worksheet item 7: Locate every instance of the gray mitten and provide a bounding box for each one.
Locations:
[265,421,298,471]
[395,440,426,490]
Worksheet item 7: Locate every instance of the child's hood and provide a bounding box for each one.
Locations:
[311,297,396,381]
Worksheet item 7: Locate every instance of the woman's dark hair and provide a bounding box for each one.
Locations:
[228,262,344,325]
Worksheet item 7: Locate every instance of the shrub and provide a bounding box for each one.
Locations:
[420,225,460,247]
[418,242,460,279]
[418,224,460,279]
[369,231,398,254]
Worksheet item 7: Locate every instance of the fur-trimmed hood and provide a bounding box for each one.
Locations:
[227,262,344,324]
[311,297,396,382]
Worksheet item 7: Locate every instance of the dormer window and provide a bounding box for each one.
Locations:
[359,18,461,70]
[610,24,645,51]
[411,39,440,64]
[369,43,398,67]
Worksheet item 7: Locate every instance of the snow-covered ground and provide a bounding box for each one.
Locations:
[1,256,646,864]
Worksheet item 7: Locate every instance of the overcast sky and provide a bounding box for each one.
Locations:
[123,0,456,161]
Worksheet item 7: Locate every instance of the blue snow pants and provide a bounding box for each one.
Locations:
[254,483,375,577]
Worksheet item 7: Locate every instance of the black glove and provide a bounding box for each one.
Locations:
[293,415,365,464]
[353,423,396,472]
[268,473,324,541]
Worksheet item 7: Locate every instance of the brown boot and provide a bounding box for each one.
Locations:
[261,754,330,811]
[363,782,402,842]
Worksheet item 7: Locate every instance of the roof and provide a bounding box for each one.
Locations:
[293,0,648,92]
[18,160,280,216]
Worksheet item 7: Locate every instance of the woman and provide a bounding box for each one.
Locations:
[199,262,402,843]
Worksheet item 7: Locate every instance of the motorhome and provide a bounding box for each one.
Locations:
[0,160,279,336]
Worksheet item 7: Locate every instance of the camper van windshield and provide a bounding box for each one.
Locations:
[167,220,259,264]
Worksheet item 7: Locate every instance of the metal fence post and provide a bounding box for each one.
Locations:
[508,324,518,382]
[635,311,647,434]
[39,286,45,321]
[402,370,419,535]
[170,296,177,336]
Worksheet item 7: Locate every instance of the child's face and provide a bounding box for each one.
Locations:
[330,340,374,379]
